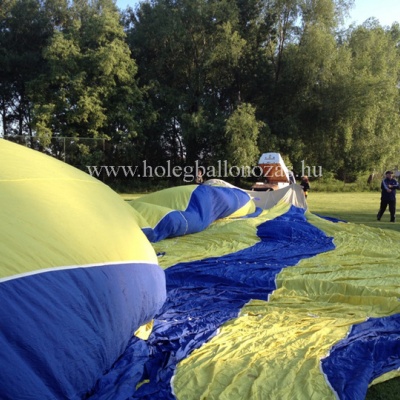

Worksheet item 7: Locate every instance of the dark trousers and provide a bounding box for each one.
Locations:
[377,199,396,221]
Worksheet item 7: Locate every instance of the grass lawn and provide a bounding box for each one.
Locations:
[308,192,400,399]
[307,192,400,232]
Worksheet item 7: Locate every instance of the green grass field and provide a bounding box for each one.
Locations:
[308,192,400,399]
[307,192,400,232]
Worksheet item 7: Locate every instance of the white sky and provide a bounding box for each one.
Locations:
[115,0,400,27]
[345,0,400,26]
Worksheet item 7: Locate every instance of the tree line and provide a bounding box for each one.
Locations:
[1,0,400,184]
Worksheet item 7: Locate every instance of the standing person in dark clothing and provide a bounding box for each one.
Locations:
[300,176,310,198]
[377,170,399,222]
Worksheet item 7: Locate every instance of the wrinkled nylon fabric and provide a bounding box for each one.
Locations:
[89,206,335,399]
[0,140,166,399]
[321,314,400,400]
[3,139,397,400]
[245,183,307,210]
[0,262,166,400]
[128,185,257,242]
[0,139,157,277]
[172,213,400,400]
[85,201,400,399]
[154,201,291,269]
[370,369,400,386]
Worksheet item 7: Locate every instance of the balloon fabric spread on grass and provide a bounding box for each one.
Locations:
[172,214,400,400]
[91,188,399,400]
[90,204,336,399]
[0,140,166,400]
[2,138,399,400]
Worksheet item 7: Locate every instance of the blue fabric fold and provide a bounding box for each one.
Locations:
[89,206,335,399]
[141,185,255,242]
[321,313,400,400]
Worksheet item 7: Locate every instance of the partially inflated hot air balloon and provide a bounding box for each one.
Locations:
[0,139,166,399]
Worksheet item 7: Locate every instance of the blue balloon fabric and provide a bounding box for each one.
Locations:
[321,313,400,400]
[0,262,166,400]
[140,185,260,242]
[0,139,167,400]
[89,206,336,399]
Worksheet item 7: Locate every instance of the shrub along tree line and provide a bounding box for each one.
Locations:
[1,0,400,187]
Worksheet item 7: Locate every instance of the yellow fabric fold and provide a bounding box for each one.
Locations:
[172,212,400,399]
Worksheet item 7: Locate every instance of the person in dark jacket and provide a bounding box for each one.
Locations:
[377,170,400,222]
[300,175,310,198]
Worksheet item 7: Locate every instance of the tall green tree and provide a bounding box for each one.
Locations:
[31,0,142,148]
[128,0,234,166]
[127,0,268,168]
[256,0,400,181]
[341,22,400,178]
[225,102,264,168]
[281,19,400,180]
[0,0,56,136]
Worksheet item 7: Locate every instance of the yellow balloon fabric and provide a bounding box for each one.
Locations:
[172,213,400,399]
[0,139,157,279]
[0,139,166,400]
